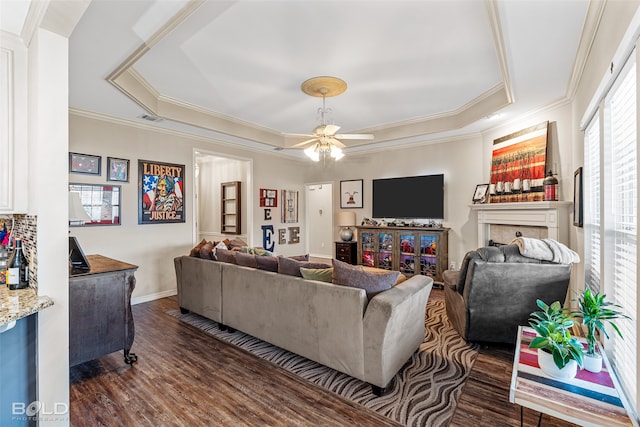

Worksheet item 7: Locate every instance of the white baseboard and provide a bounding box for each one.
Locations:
[132,288,177,305]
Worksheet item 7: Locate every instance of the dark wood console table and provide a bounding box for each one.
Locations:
[69,254,138,366]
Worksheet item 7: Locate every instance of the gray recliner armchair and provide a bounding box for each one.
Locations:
[444,244,572,344]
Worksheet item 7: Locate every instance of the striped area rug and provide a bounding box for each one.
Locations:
[167,299,478,427]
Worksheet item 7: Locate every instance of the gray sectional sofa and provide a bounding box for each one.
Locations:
[174,255,433,394]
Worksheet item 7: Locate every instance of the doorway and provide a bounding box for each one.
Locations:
[194,150,252,245]
[305,182,333,259]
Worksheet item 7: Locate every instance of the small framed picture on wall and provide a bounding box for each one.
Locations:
[69,152,101,175]
[340,179,363,208]
[107,157,130,182]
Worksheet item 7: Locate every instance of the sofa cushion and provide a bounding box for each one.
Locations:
[235,252,258,268]
[332,259,399,300]
[199,241,215,260]
[216,248,237,264]
[300,267,333,283]
[189,239,208,257]
[278,256,331,277]
[255,255,278,272]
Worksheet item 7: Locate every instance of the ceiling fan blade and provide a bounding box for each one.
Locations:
[322,124,341,135]
[290,137,319,148]
[282,132,315,138]
[327,137,346,148]
[335,133,374,140]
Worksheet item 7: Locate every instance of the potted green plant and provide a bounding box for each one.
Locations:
[573,288,630,373]
[529,299,584,379]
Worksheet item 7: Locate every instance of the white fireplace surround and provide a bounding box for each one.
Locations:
[469,201,573,248]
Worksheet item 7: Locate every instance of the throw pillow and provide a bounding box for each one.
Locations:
[255,255,278,272]
[199,241,215,259]
[333,258,399,300]
[289,254,309,261]
[240,246,274,257]
[300,267,333,283]
[395,273,408,286]
[227,238,248,250]
[253,247,274,257]
[363,266,407,286]
[277,256,331,277]
[216,248,237,264]
[189,239,208,257]
[235,252,258,268]
[211,241,228,260]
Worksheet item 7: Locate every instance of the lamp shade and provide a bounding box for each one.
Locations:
[337,211,356,227]
[69,192,91,224]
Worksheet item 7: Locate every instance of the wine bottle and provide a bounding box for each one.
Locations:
[7,238,29,290]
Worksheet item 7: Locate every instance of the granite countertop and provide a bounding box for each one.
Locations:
[0,286,54,325]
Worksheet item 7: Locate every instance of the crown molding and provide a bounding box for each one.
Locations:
[565,0,607,100]
[484,0,514,104]
[21,0,48,47]
[68,107,297,160]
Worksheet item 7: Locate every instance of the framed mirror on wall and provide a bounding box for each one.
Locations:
[69,183,121,226]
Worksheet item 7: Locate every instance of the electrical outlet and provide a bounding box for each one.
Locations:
[449,261,456,271]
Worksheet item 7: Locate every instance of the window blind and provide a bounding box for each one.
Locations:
[584,117,600,294]
[604,56,637,409]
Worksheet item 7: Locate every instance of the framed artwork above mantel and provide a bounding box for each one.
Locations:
[489,121,549,204]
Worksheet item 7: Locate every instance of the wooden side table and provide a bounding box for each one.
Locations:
[69,254,139,366]
[510,326,635,426]
[335,241,357,265]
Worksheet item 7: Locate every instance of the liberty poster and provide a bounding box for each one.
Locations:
[138,159,185,224]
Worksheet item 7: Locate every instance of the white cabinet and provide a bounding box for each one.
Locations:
[0,33,28,213]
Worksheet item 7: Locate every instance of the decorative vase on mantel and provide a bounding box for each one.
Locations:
[537,349,578,380]
[583,352,603,373]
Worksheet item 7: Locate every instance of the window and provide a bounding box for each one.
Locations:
[605,56,637,406]
[584,51,637,412]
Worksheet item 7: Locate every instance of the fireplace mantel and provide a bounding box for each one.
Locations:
[469,201,572,247]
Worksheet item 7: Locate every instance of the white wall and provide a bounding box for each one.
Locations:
[30,27,71,427]
[69,113,310,302]
[250,150,309,257]
[303,135,484,265]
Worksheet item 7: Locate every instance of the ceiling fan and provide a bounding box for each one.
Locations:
[285,76,374,161]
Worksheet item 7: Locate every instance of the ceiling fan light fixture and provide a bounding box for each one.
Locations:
[330,145,344,160]
[289,76,373,162]
[304,145,320,162]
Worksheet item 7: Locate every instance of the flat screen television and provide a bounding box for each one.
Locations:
[372,174,444,219]
[69,236,91,272]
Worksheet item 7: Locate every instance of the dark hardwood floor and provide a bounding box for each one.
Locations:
[70,289,577,426]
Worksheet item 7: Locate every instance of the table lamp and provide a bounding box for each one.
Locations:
[337,211,356,242]
[69,191,91,226]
